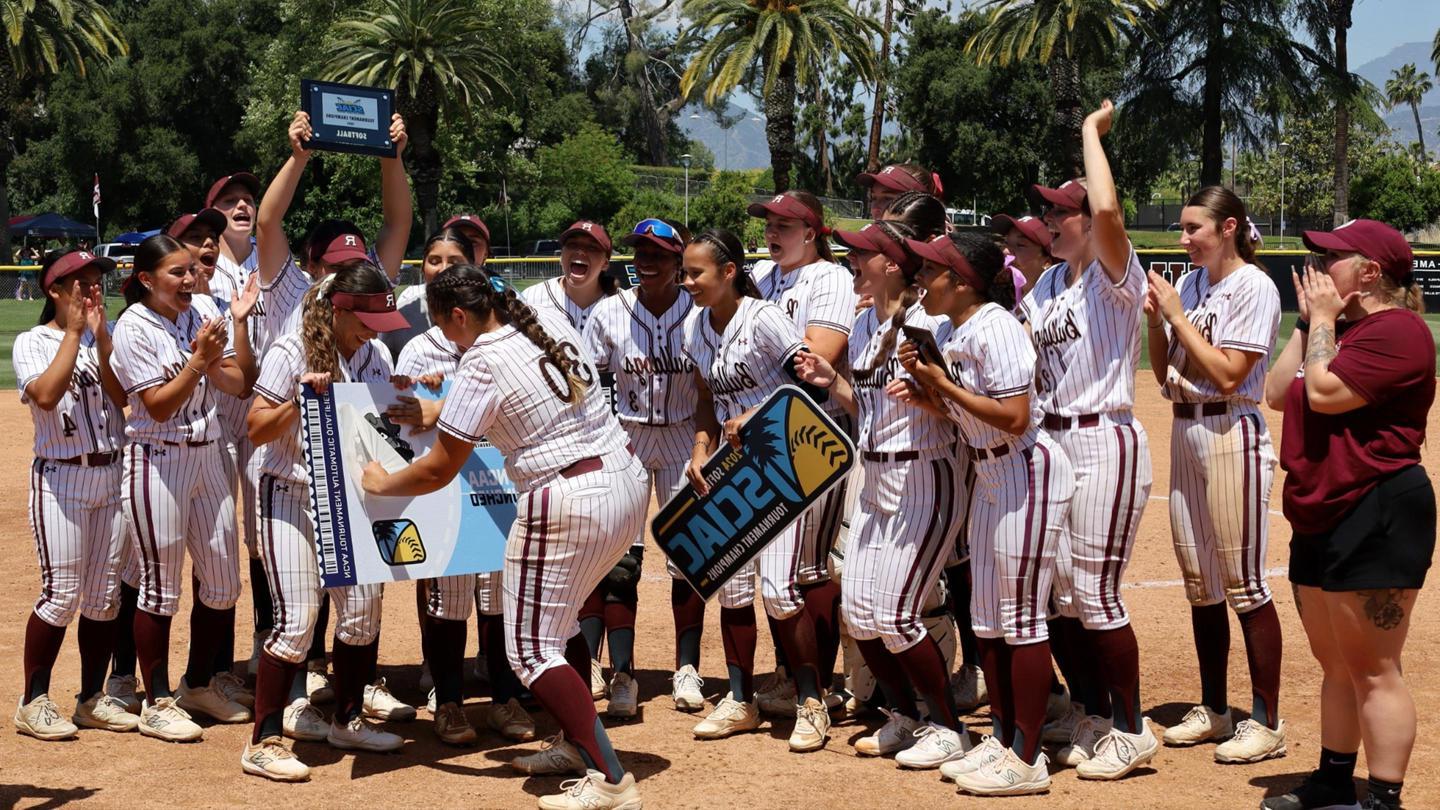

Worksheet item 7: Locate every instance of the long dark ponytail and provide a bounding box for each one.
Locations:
[859,220,922,376]
[947,230,1014,311]
[692,228,759,299]
[123,234,189,307]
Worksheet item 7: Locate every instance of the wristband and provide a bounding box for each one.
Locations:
[1296,318,1309,334]
[184,363,204,378]
[1147,319,1164,330]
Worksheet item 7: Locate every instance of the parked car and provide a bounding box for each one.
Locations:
[94,242,137,269]
[524,239,561,256]
[946,208,992,227]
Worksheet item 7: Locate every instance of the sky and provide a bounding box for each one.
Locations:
[1348,0,1440,66]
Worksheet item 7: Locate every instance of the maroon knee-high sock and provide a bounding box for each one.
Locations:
[855,638,918,717]
[425,618,468,706]
[800,580,842,688]
[896,637,960,730]
[1237,600,1282,729]
[528,665,622,781]
[1009,641,1052,764]
[976,636,1011,744]
[77,616,117,701]
[252,652,300,743]
[485,614,525,704]
[415,582,430,645]
[1191,602,1231,714]
[183,601,233,688]
[1092,624,1142,733]
[331,639,375,723]
[22,612,67,702]
[565,633,593,685]
[133,610,174,699]
[671,580,706,669]
[719,605,757,701]
[770,612,823,701]
[476,613,492,658]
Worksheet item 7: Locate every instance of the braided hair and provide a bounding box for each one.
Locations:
[300,261,390,378]
[427,264,589,402]
[946,230,1016,311]
[857,220,922,377]
[885,192,948,240]
[691,228,760,299]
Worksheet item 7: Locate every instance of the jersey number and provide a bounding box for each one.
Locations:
[61,414,77,438]
[537,341,596,404]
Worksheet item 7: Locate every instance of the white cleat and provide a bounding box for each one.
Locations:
[940,734,1007,781]
[14,694,77,740]
[73,693,140,732]
[590,659,606,700]
[306,663,334,704]
[953,748,1051,796]
[692,697,760,740]
[788,697,831,752]
[138,697,203,742]
[607,672,638,718]
[951,665,988,713]
[853,708,920,757]
[176,676,251,723]
[1215,718,1287,764]
[363,678,416,722]
[213,671,255,709]
[241,736,311,782]
[326,715,404,753]
[1055,713,1111,767]
[1076,720,1159,780]
[482,697,537,741]
[671,665,705,712]
[282,698,328,742]
[1163,704,1234,746]
[105,674,142,715]
[1041,701,1084,745]
[511,732,587,776]
[895,722,970,769]
[537,769,643,810]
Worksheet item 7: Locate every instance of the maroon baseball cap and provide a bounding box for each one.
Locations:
[558,220,611,253]
[331,289,409,333]
[166,208,229,241]
[317,233,370,265]
[205,172,261,207]
[855,165,930,194]
[620,219,685,255]
[905,234,988,292]
[1302,219,1416,284]
[1029,179,1088,212]
[833,223,913,270]
[992,214,1053,249]
[746,193,825,231]
[43,250,115,289]
[443,214,491,244]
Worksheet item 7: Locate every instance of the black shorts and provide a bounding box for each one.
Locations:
[1289,465,1436,591]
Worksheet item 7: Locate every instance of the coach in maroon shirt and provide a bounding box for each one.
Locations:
[1262,219,1434,810]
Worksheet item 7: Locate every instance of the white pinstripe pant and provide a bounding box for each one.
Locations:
[122,442,240,616]
[257,473,384,662]
[968,437,1073,644]
[843,456,965,652]
[424,573,476,622]
[1168,406,1275,612]
[29,459,126,626]
[505,450,648,687]
[1047,417,1152,630]
[226,436,260,559]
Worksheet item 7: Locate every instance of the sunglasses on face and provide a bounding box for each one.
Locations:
[1305,251,1367,272]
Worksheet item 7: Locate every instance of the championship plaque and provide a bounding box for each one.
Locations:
[300,79,397,158]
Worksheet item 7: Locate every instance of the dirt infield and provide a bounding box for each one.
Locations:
[2,386,1437,809]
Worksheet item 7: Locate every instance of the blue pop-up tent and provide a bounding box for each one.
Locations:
[112,229,161,244]
[9,213,97,240]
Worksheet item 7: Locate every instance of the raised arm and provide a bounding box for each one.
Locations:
[1083,101,1130,284]
[256,112,313,286]
[372,114,412,281]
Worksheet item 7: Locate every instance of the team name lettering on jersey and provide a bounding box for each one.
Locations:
[1034,309,1082,349]
[852,357,902,390]
[709,363,759,396]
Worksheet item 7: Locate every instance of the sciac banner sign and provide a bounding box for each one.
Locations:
[653,386,855,600]
[301,381,513,588]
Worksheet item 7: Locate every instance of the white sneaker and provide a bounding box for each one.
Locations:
[73,693,140,732]
[939,734,1007,781]
[282,698,328,742]
[538,769,643,810]
[242,736,311,782]
[306,663,334,704]
[854,708,920,757]
[248,630,266,678]
[1163,704,1234,746]
[1076,720,1159,780]
[419,662,434,692]
[693,696,760,739]
[1055,713,1111,767]
[607,672,637,718]
[363,678,416,722]
[952,665,987,713]
[1045,687,1070,723]
[482,697,537,741]
[176,676,251,723]
[589,659,606,700]
[1042,701,1084,745]
[14,694,77,740]
[672,665,704,712]
[213,671,255,709]
[511,732,587,776]
[139,697,203,742]
[106,674,142,715]
[953,748,1051,796]
[895,722,970,769]
[426,688,437,714]
[326,715,403,752]
[756,668,797,717]
[788,697,830,752]
[1215,718,1287,763]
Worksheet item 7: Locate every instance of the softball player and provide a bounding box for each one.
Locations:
[443,213,492,262]
[991,214,1053,303]
[897,230,1073,796]
[856,163,944,221]
[1145,186,1285,763]
[746,192,858,719]
[522,220,617,335]
[584,218,697,715]
[1021,102,1157,779]
[381,227,474,360]
[793,221,969,769]
[241,262,411,781]
[205,172,261,300]
[14,250,137,741]
[109,234,255,742]
[362,264,648,810]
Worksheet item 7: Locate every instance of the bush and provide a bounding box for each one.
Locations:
[610,189,686,240]
[1350,153,1440,233]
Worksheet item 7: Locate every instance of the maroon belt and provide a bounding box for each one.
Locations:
[160,438,214,448]
[967,443,1013,462]
[560,456,604,478]
[49,451,120,467]
[1042,413,1101,431]
[1172,402,1229,420]
[863,450,920,463]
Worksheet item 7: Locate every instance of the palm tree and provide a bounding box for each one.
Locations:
[680,0,882,192]
[324,0,510,235]
[1386,63,1432,162]
[864,0,896,173]
[0,0,127,262]
[966,0,1155,176]
[1297,0,1357,224]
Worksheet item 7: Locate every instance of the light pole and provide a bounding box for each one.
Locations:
[1278,141,1290,240]
[681,153,693,228]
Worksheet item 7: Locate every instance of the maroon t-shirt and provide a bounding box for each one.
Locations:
[1281,308,1436,534]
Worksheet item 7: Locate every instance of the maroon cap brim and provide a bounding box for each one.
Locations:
[44,254,116,289]
[319,247,370,265]
[560,227,611,253]
[746,198,822,230]
[855,171,923,194]
[621,232,683,255]
[1300,229,1355,254]
[206,173,260,207]
[353,309,410,333]
[903,237,950,267]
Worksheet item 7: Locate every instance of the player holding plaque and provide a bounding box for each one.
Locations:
[300,79,398,158]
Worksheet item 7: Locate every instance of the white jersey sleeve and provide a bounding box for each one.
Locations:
[257,255,312,359]
[14,327,125,458]
[1162,264,1281,404]
[1213,265,1281,355]
[395,325,463,379]
[941,303,1041,450]
[111,296,231,443]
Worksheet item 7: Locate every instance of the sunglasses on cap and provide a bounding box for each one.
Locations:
[633,219,680,240]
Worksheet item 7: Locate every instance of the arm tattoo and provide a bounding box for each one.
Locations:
[1357,588,1406,630]
[1305,323,1338,368]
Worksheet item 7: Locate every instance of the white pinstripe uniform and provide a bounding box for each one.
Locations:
[15,326,127,627]
[437,311,645,687]
[256,257,312,361]
[395,326,482,622]
[583,288,696,571]
[940,303,1073,643]
[1161,264,1280,611]
[523,277,603,333]
[842,305,968,652]
[750,259,858,587]
[251,334,393,661]
[210,248,263,557]
[682,297,806,615]
[1023,251,1152,630]
[110,296,241,616]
